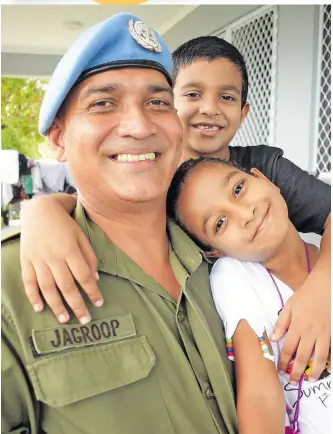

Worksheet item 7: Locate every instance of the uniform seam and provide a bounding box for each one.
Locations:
[1,303,18,333]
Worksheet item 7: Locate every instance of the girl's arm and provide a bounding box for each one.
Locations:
[233,320,285,434]
[20,193,102,324]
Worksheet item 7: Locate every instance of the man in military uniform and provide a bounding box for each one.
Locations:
[2,13,237,434]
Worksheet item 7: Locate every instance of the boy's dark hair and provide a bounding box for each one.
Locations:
[172,36,249,108]
[167,157,253,251]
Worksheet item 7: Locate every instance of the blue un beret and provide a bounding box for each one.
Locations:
[39,13,173,136]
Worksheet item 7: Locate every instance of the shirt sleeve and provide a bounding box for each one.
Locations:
[1,307,39,434]
[210,258,266,341]
[230,145,331,235]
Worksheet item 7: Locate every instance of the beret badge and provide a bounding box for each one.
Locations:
[128,19,162,53]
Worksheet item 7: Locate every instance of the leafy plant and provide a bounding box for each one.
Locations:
[1,77,53,159]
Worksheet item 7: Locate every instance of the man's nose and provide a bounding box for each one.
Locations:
[117,105,156,139]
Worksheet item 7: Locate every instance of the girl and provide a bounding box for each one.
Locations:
[167,156,331,434]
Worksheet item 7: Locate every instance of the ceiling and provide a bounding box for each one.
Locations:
[1,4,197,55]
[1,4,260,77]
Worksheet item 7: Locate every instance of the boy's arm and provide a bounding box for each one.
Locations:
[272,214,331,382]
[243,145,331,383]
[20,193,102,324]
[233,321,285,434]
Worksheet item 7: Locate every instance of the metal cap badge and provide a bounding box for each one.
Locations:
[128,19,162,53]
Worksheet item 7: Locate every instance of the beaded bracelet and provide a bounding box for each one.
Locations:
[226,335,275,362]
[259,335,275,362]
[226,338,234,361]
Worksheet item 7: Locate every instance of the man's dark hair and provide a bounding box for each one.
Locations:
[172,36,249,108]
[167,157,253,251]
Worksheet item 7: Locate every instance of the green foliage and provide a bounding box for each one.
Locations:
[1,77,53,159]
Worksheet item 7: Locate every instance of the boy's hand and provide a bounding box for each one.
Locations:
[20,195,103,324]
[272,281,330,383]
[272,216,331,383]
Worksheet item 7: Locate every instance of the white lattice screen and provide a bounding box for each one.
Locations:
[217,7,278,148]
[315,5,331,174]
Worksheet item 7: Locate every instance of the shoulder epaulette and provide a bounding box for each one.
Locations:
[1,230,21,244]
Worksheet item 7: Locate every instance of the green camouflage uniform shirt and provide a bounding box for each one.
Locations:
[2,202,237,434]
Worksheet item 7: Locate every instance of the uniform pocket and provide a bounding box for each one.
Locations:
[27,336,155,407]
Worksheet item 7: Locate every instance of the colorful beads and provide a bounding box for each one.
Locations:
[225,338,234,361]
[259,335,275,362]
[225,334,275,363]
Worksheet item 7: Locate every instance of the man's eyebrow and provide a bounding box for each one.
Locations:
[146,84,174,97]
[79,83,174,101]
[79,84,118,102]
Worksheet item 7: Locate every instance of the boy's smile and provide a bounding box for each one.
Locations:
[191,121,225,137]
[174,58,249,160]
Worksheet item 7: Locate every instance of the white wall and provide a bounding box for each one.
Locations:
[163,4,260,52]
[275,5,320,173]
[275,5,326,245]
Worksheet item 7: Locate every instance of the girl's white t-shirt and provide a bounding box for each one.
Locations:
[210,257,331,434]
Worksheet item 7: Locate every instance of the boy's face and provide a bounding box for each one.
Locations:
[174,59,249,158]
[177,163,289,263]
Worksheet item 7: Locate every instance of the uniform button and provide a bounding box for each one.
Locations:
[177,311,185,322]
[205,386,215,399]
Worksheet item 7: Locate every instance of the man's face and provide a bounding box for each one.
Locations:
[177,163,289,263]
[52,68,183,207]
[174,59,249,158]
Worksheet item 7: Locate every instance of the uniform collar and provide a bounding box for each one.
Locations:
[73,201,207,284]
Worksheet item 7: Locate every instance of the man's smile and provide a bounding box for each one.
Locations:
[109,152,161,162]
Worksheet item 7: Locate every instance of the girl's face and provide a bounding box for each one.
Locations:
[177,163,290,263]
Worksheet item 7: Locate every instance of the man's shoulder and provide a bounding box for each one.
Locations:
[2,231,21,268]
[167,218,208,268]
[2,232,25,314]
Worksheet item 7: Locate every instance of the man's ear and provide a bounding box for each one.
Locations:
[48,120,67,163]
[204,249,225,259]
[250,168,280,192]
[240,102,250,124]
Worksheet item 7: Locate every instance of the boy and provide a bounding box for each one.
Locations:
[19,35,330,384]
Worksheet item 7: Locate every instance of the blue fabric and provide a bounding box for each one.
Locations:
[39,13,173,136]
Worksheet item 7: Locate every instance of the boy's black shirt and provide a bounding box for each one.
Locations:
[230,145,331,235]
